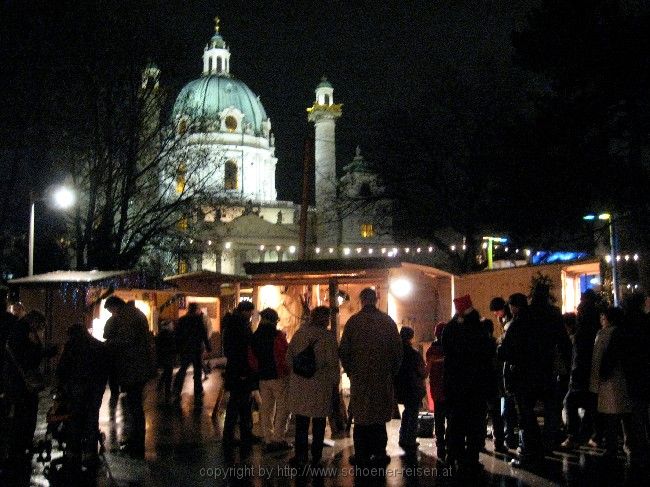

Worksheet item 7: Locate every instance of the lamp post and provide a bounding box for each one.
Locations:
[28,186,75,276]
[583,212,618,306]
[482,236,508,270]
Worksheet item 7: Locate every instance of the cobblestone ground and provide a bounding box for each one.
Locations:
[4,367,648,487]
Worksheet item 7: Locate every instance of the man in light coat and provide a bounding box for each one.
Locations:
[339,288,402,466]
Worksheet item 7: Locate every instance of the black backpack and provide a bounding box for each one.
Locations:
[292,340,318,378]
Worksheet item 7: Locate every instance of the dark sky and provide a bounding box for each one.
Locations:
[0,0,536,202]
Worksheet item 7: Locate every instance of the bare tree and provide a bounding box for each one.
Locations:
[58,66,224,271]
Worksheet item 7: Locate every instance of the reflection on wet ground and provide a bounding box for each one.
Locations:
[5,367,648,486]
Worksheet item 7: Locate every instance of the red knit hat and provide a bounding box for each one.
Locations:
[453,294,473,315]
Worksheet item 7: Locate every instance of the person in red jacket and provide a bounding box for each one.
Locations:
[250,308,291,452]
[426,322,447,461]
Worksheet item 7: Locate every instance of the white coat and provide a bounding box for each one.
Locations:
[287,324,340,418]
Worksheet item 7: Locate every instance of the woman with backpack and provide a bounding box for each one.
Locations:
[286,306,340,466]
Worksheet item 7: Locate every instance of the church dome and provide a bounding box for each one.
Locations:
[172,75,268,135]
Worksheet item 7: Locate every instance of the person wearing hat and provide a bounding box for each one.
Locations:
[441,295,495,477]
[498,293,546,467]
[250,308,291,452]
[395,326,427,454]
[426,322,448,461]
[222,300,257,454]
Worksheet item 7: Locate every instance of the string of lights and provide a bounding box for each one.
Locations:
[179,237,643,261]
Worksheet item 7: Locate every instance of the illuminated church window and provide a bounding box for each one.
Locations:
[360,223,374,238]
[225,115,238,132]
[225,160,238,190]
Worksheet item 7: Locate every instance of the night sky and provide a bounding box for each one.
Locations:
[3,0,649,279]
[0,0,535,202]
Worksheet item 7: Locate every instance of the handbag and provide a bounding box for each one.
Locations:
[292,339,318,378]
[5,343,45,394]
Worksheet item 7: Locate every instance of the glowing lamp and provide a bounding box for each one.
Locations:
[390,278,413,299]
[53,187,75,209]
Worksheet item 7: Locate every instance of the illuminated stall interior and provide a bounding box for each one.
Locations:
[245,258,453,345]
[561,260,601,313]
[163,270,252,337]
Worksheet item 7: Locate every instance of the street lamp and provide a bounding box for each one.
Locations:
[482,236,508,270]
[583,212,618,306]
[29,186,75,276]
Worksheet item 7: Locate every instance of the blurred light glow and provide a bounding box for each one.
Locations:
[53,187,75,209]
[598,213,611,220]
[390,278,413,298]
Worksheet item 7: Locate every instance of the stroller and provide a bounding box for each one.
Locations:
[36,391,114,485]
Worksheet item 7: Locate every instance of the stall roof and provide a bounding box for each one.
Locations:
[245,258,403,285]
[9,270,133,285]
[164,271,250,284]
[245,257,399,275]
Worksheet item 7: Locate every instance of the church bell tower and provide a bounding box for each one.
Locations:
[307,77,342,247]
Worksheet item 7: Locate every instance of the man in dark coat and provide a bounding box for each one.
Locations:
[172,303,211,403]
[395,326,426,453]
[56,323,109,467]
[4,310,56,460]
[562,289,601,449]
[0,291,18,399]
[103,296,153,458]
[155,320,176,403]
[498,293,547,467]
[222,301,256,450]
[529,282,572,450]
[621,292,650,465]
[442,295,495,476]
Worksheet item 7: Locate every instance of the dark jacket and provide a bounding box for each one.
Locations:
[442,310,495,403]
[0,310,18,388]
[498,308,548,395]
[155,326,176,366]
[530,301,572,384]
[251,321,288,381]
[5,318,48,397]
[56,329,109,392]
[620,310,650,401]
[175,313,210,355]
[104,305,153,386]
[569,301,600,391]
[395,342,427,405]
[222,311,255,392]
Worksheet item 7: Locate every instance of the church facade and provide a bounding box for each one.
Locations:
[170,21,393,275]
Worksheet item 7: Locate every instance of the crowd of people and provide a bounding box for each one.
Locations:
[0,293,154,478]
[1,283,649,481]
[425,285,650,476]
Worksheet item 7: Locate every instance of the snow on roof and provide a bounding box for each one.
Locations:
[8,270,133,285]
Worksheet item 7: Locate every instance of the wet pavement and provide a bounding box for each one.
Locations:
[9,367,650,487]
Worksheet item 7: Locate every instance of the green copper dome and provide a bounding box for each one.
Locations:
[172,75,268,134]
[317,76,333,89]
